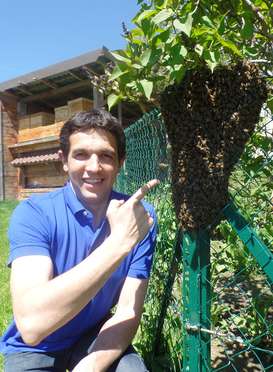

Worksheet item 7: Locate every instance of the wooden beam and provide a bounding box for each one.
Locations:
[21,80,91,103]
[0,92,18,104]
[40,79,58,89]
[39,100,56,109]
[17,101,27,116]
[81,66,99,79]
[68,71,83,81]
[17,121,64,142]
[16,85,33,96]
[93,86,105,108]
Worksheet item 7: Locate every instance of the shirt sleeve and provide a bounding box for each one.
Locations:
[127,202,157,279]
[7,198,51,267]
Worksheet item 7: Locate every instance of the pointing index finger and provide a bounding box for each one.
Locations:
[131,179,160,203]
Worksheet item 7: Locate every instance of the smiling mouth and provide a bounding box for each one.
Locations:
[83,179,103,185]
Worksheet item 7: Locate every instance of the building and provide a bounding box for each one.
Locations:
[0,47,141,200]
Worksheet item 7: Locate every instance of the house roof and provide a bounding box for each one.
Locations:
[0,47,112,108]
[0,46,142,126]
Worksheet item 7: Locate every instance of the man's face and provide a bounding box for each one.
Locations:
[61,128,123,212]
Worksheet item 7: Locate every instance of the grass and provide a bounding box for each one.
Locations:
[0,200,18,370]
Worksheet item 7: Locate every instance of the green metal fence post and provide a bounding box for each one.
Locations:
[182,230,211,372]
[223,201,273,285]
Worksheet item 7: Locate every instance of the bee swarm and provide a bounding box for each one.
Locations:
[160,61,267,231]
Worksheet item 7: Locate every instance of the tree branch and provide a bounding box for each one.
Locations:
[242,0,273,41]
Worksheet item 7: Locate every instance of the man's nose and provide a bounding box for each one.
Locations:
[85,155,101,172]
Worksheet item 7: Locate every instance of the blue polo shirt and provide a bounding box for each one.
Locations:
[0,182,157,354]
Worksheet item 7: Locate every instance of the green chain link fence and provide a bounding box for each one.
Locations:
[115,108,273,371]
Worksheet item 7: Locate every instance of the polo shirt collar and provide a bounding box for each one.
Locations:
[63,181,86,215]
[63,182,116,227]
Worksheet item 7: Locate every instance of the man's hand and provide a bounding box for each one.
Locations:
[106,179,159,251]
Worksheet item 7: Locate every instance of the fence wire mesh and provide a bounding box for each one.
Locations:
[115,109,273,371]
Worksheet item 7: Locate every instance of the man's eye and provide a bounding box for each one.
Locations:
[102,153,113,159]
[74,152,86,159]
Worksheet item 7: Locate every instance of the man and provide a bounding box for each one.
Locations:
[1,109,159,372]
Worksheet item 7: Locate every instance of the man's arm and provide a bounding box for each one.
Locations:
[72,277,148,372]
[11,239,137,346]
[11,180,158,346]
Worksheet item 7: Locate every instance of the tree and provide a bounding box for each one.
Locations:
[103,0,272,112]
[95,0,271,229]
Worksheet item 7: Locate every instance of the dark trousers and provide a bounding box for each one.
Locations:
[4,322,148,372]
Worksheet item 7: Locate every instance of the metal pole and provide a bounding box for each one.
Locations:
[223,201,273,284]
[182,230,211,371]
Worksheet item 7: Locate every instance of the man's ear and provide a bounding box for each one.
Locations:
[58,150,68,173]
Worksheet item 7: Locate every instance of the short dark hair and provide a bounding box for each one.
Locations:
[59,109,126,161]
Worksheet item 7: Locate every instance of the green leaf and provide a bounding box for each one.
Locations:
[131,63,143,69]
[233,316,245,326]
[170,66,185,84]
[140,49,152,66]
[139,79,153,100]
[173,13,193,36]
[205,59,218,72]
[192,26,214,39]
[243,45,259,57]
[180,45,187,58]
[215,264,226,273]
[217,15,226,35]
[127,81,138,89]
[165,32,176,45]
[153,29,170,44]
[130,28,144,38]
[168,43,187,66]
[133,9,157,24]
[213,49,221,63]
[241,14,254,39]
[109,65,128,81]
[209,51,218,63]
[149,47,162,65]
[216,35,242,57]
[141,18,156,38]
[201,16,215,28]
[107,93,121,110]
[194,44,204,56]
[173,19,184,32]
[152,9,174,25]
[111,51,132,64]
[203,50,220,71]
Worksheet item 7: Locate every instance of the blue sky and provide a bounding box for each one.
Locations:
[0,0,139,83]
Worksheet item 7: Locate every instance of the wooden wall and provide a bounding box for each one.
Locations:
[23,162,67,189]
[0,98,19,199]
[18,121,64,143]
